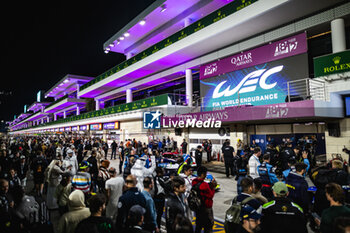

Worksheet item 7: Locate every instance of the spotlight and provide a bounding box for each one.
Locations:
[104,50,109,54]
[119,36,125,40]
[117,40,120,45]
[160,4,167,13]
[124,32,130,37]
[109,43,115,47]
[106,47,111,51]
[139,19,146,25]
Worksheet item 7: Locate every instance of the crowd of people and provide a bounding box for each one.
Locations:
[0,135,349,233]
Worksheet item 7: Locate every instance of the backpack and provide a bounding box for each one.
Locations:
[188,181,203,211]
[224,196,255,232]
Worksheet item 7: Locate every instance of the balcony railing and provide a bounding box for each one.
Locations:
[286,78,327,102]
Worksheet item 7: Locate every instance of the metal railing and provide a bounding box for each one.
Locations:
[286,78,327,102]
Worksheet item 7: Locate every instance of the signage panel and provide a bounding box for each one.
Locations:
[59,128,64,132]
[79,125,88,131]
[103,122,120,130]
[71,126,78,131]
[65,127,71,132]
[313,50,350,77]
[200,53,309,111]
[90,124,102,131]
[200,33,307,80]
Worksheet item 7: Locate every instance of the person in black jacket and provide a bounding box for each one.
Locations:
[261,182,308,233]
[222,141,235,178]
[111,141,118,160]
[122,205,150,233]
[165,176,189,233]
[75,194,115,233]
[14,156,28,187]
[115,175,146,231]
[195,146,203,168]
[235,153,249,195]
[285,162,309,213]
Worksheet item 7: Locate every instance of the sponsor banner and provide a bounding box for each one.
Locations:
[200,53,309,111]
[65,127,71,132]
[200,32,307,80]
[71,126,78,131]
[90,124,102,131]
[103,122,120,130]
[313,50,350,77]
[79,125,88,131]
[59,128,64,132]
[166,100,315,124]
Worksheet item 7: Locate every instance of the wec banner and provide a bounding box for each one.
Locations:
[200,54,309,111]
[200,33,307,80]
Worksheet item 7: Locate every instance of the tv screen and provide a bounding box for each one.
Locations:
[345,96,350,117]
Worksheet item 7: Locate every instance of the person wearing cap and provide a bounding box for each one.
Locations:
[63,148,78,176]
[285,162,309,213]
[237,205,262,233]
[105,167,124,219]
[72,161,91,195]
[260,181,307,233]
[115,175,146,231]
[122,205,149,233]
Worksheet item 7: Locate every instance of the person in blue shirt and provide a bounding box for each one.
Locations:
[142,177,158,233]
[282,158,297,180]
[301,150,310,175]
[140,148,150,168]
[285,162,309,213]
[257,154,279,199]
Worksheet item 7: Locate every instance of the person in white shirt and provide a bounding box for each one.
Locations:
[248,147,261,179]
[63,149,78,176]
[105,167,124,219]
[179,164,193,198]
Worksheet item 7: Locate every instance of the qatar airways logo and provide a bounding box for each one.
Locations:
[231,52,252,66]
[212,65,283,98]
[203,63,218,76]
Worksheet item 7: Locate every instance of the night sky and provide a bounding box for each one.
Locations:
[1,0,155,123]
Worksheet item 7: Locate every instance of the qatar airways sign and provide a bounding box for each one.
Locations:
[200,33,307,80]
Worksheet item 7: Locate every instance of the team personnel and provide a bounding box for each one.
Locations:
[248,147,261,179]
[261,182,308,233]
[195,146,203,168]
[285,162,309,213]
[257,154,279,199]
[222,141,235,178]
[235,152,249,195]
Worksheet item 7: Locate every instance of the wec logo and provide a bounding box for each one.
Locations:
[212,65,283,98]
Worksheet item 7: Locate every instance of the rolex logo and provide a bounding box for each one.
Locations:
[333,56,341,65]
